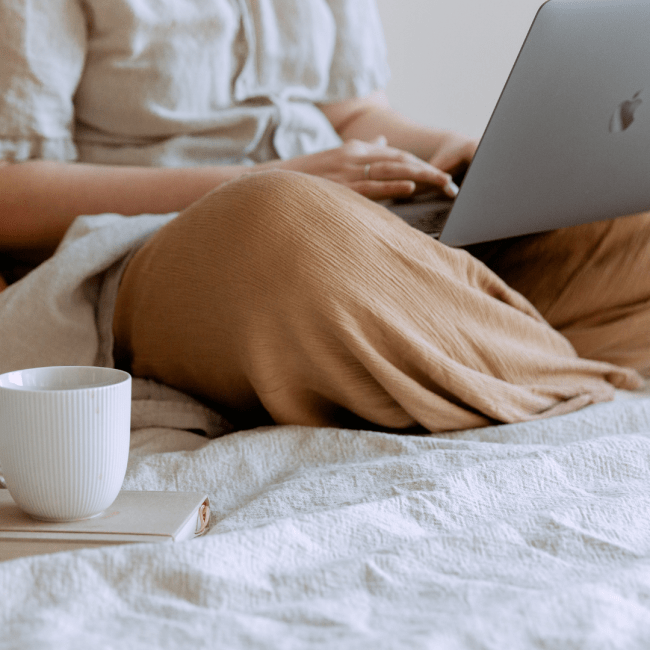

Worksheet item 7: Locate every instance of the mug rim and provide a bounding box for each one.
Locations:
[0,366,131,393]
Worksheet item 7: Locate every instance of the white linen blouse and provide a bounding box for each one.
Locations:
[0,0,390,372]
[0,0,389,167]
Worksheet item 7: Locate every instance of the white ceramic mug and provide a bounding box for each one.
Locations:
[0,366,131,522]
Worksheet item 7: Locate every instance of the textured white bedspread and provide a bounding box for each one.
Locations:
[1,384,650,649]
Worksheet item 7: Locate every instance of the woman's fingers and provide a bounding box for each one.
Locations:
[275,139,460,200]
[358,158,458,198]
[350,179,418,201]
[344,139,457,198]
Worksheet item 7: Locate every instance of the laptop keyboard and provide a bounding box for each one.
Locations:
[383,192,454,238]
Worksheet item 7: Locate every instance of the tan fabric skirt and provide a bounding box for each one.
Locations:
[113,171,648,432]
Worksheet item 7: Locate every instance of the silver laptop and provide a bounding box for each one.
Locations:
[387,0,650,247]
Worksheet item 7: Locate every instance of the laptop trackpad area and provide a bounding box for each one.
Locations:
[383,192,454,238]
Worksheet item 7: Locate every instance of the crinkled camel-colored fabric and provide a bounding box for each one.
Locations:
[113,171,644,432]
[467,217,650,376]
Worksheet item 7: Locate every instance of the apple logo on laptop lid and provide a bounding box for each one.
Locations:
[609,90,643,133]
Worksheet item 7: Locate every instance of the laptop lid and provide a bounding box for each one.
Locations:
[438,0,650,247]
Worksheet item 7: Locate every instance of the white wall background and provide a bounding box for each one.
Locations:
[375,0,544,139]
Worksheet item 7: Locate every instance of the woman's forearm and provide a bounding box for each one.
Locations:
[0,160,249,253]
[320,92,479,182]
[342,108,450,162]
[320,91,450,161]
[0,100,475,260]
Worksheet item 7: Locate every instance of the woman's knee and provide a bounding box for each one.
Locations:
[173,170,395,269]
[195,169,393,237]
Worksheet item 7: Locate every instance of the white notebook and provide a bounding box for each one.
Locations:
[0,490,210,562]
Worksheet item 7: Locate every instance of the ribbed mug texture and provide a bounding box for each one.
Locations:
[0,367,131,521]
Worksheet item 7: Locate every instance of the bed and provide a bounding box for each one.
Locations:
[0,377,649,648]
[1,214,650,648]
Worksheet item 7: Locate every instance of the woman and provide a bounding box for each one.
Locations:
[0,0,647,432]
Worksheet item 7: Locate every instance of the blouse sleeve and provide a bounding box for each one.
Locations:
[322,0,390,102]
[0,0,87,162]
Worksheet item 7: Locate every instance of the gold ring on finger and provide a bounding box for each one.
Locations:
[364,163,372,181]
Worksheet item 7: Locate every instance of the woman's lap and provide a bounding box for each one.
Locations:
[466,212,650,374]
[113,171,644,431]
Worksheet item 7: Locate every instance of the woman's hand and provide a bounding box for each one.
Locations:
[272,137,460,201]
[317,92,480,196]
[428,131,480,181]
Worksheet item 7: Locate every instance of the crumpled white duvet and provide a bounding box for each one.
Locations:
[1,383,649,649]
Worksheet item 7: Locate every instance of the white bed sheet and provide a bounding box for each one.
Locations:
[1,383,649,649]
